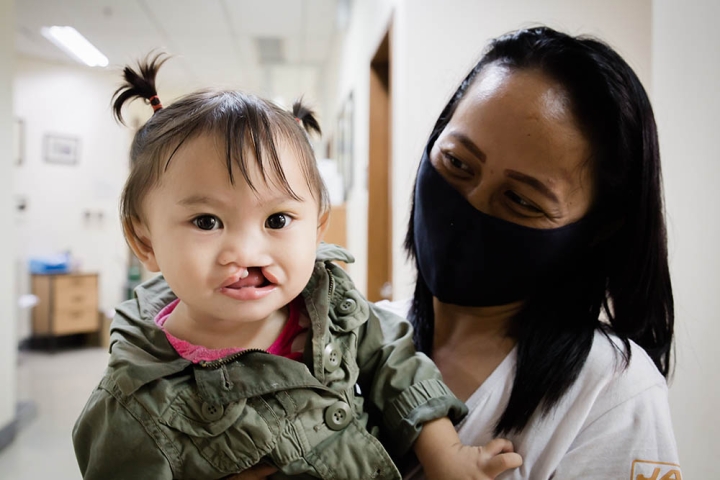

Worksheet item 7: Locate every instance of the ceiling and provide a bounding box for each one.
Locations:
[15,0,347,103]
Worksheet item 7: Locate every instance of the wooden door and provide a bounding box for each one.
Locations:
[367,28,392,301]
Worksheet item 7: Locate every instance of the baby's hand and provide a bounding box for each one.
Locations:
[424,438,522,480]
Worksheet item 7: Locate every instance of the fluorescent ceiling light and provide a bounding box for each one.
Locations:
[41,26,109,67]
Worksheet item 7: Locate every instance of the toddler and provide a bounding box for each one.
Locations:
[72,54,521,480]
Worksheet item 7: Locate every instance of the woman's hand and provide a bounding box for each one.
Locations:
[224,464,278,480]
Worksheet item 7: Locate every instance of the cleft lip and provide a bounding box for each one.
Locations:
[220,275,241,289]
[220,268,250,289]
[219,267,275,290]
[261,268,279,285]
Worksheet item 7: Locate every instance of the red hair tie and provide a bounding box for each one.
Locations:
[149,95,163,112]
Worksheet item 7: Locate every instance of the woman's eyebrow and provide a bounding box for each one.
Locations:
[505,170,560,203]
[447,131,487,163]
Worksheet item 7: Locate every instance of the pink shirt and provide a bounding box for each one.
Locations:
[154,299,306,363]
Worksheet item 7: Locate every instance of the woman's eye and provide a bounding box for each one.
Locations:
[443,152,472,174]
[265,213,292,230]
[192,215,222,231]
[505,191,543,214]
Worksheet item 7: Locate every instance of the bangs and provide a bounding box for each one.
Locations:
[145,91,316,202]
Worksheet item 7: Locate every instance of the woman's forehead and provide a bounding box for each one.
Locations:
[459,66,572,123]
[449,66,585,153]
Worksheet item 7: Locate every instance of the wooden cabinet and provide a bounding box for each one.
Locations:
[32,273,100,342]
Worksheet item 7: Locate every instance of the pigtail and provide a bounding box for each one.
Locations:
[112,52,169,125]
[292,98,322,136]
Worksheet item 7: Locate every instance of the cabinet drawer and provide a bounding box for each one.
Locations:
[53,307,98,336]
[53,276,98,311]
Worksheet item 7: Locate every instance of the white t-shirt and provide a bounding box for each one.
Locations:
[376,300,682,480]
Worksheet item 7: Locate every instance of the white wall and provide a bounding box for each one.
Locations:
[13,58,131,340]
[653,1,720,477]
[0,0,17,434]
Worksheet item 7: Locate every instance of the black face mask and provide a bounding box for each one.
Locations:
[413,147,591,307]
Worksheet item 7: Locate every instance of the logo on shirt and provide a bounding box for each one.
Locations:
[632,460,682,480]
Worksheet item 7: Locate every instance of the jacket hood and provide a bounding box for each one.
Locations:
[109,275,190,395]
[316,242,355,264]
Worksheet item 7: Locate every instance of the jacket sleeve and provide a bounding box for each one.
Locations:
[73,385,175,480]
[354,303,467,455]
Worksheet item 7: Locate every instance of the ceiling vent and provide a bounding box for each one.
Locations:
[255,37,285,64]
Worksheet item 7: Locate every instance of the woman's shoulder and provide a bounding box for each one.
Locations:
[587,330,665,383]
[578,330,668,418]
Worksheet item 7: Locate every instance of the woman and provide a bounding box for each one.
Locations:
[237,26,679,480]
[395,26,680,479]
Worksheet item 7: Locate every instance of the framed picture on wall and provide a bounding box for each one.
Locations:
[13,118,24,166]
[336,92,354,201]
[44,134,80,165]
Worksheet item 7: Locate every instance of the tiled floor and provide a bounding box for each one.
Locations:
[0,347,109,479]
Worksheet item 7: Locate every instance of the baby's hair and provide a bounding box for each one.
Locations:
[293,99,321,136]
[113,53,330,249]
[112,52,168,125]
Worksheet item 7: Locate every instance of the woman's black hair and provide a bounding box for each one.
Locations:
[405,26,674,435]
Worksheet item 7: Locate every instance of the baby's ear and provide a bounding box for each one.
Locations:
[125,219,160,272]
[316,208,330,245]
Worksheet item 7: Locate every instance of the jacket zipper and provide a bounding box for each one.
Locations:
[198,348,268,369]
[326,266,335,301]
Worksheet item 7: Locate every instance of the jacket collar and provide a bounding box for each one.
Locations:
[108,243,355,397]
[109,275,190,396]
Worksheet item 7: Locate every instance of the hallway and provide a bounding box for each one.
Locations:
[0,348,107,479]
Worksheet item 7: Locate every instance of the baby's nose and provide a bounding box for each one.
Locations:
[217,232,270,268]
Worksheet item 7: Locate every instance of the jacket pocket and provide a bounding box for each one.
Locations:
[159,386,281,474]
[160,385,247,437]
[304,419,401,480]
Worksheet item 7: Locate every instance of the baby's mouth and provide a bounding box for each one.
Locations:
[224,267,272,289]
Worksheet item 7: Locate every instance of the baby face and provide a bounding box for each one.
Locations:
[137,133,324,326]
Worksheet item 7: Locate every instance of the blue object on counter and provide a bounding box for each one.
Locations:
[29,253,71,274]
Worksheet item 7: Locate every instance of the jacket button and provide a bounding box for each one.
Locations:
[324,401,352,430]
[201,402,224,422]
[337,297,357,314]
[323,342,342,372]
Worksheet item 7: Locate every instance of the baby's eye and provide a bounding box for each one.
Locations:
[265,213,292,230]
[193,215,222,231]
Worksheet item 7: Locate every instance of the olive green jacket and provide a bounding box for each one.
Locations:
[73,244,466,480]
